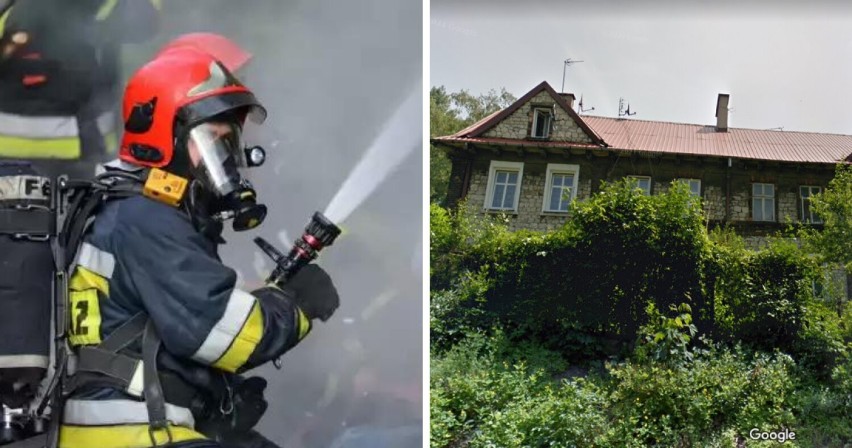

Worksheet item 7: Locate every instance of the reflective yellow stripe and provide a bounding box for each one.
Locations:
[95,0,118,21]
[59,424,205,448]
[69,266,106,346]
[0,5,11,37]
[150,0,163,11]
[70,266,108,296]
[69,289,102,346]
[297,308,311,340]
[0,134,81,159]
[212,301,263,373]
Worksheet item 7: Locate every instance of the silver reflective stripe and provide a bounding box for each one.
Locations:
[0,355,49,369]
[0,111,79,139]
[76,242,116,278]
[63,399,195,427]
[0,175,49,201]
[191,289,255,364]
[126,362,144,397]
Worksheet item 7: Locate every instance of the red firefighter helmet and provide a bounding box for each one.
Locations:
[119,47,266,170]
[156,33,253,73]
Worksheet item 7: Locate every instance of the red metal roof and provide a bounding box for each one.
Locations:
[582,116,852,164]
[435,81,852,165]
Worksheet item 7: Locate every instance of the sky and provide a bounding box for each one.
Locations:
[431,1,852,135]
[121,1,423,446]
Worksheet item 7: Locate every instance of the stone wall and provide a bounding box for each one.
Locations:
[482,91,593,143]
[730,191,750,221]
[703,186,725,220]
[778,191,798,223]
[454,151,837,235]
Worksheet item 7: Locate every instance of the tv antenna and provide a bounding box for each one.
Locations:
[578,94,595,114]
[561,58,583,93]
[618,97,636,117]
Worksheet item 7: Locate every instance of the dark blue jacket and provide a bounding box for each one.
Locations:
[59,193,311,448]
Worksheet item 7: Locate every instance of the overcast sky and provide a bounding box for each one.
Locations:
[432,1,852,135]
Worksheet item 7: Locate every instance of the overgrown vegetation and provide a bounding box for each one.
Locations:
[431,175,852,447]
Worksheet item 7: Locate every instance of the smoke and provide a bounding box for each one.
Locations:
[122,1,422,446]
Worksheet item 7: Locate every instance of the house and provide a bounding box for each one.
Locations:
[433,81,852,249]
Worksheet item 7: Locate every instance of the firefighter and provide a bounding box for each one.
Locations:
[0,0,160,180]
[59,47,339,448]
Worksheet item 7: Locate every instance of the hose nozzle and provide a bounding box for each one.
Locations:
[255,211,341,285]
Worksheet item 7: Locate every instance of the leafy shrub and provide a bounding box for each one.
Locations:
[791,301,847,379]
[438,180,716,348]
[430,267,494,353]
[714,239,821,350]
[605,346,797,447]
[790,352,852,447]
[635,302,699,365]
[471,379,608,448]
[430,331,572,447]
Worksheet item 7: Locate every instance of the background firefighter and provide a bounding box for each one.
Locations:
[59,48,340,448]
[0,0,160,180]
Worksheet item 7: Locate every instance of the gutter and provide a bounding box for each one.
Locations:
[725,157,732,222]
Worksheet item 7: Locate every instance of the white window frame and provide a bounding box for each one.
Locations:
[627,175,652,195]
[752,183,776,222]
[542,164,580,213]
[531,107,553,139]
[799,186,823,224]
[676,178,701,197]
[483,160,524,212]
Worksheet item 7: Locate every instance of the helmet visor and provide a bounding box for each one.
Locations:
[188,121,247,197]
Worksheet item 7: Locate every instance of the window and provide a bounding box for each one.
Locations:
[542,164,580,212]
[531,107,553,139]
[677,178,701,197]
[627,176,652,195]
[752,183,775,221]
[800,186,823,224]
[484,161,524,211]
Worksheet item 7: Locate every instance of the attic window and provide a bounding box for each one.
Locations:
[531,107,553,139]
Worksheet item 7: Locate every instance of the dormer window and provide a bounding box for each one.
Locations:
[531,107,553,139]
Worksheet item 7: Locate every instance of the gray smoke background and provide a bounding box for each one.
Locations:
[122,1,423,446]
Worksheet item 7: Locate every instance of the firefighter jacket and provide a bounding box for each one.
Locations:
[0,0,160,162]
[59,192,312,448]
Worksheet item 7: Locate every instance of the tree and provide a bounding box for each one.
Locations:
[430,86,516,204]
[802,164,852,316]
[805,165,852,271]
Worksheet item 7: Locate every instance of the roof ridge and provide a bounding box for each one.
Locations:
[582,115,852,137]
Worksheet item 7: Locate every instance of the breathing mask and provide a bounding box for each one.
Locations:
[186,121,267,231]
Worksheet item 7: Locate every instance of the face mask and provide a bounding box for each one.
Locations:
[187,121,268,231]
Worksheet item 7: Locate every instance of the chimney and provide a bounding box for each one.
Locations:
[559,93,576,109]
[715,93,730,132]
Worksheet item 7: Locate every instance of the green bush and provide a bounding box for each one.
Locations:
[431,331,816,448]
[604,346,797,447]
[430,267,493,353]
[430,331,571,447]
[714,239,822,349]
[635,302,699,365]
[442,180,716,348]
[471,379,608,448]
